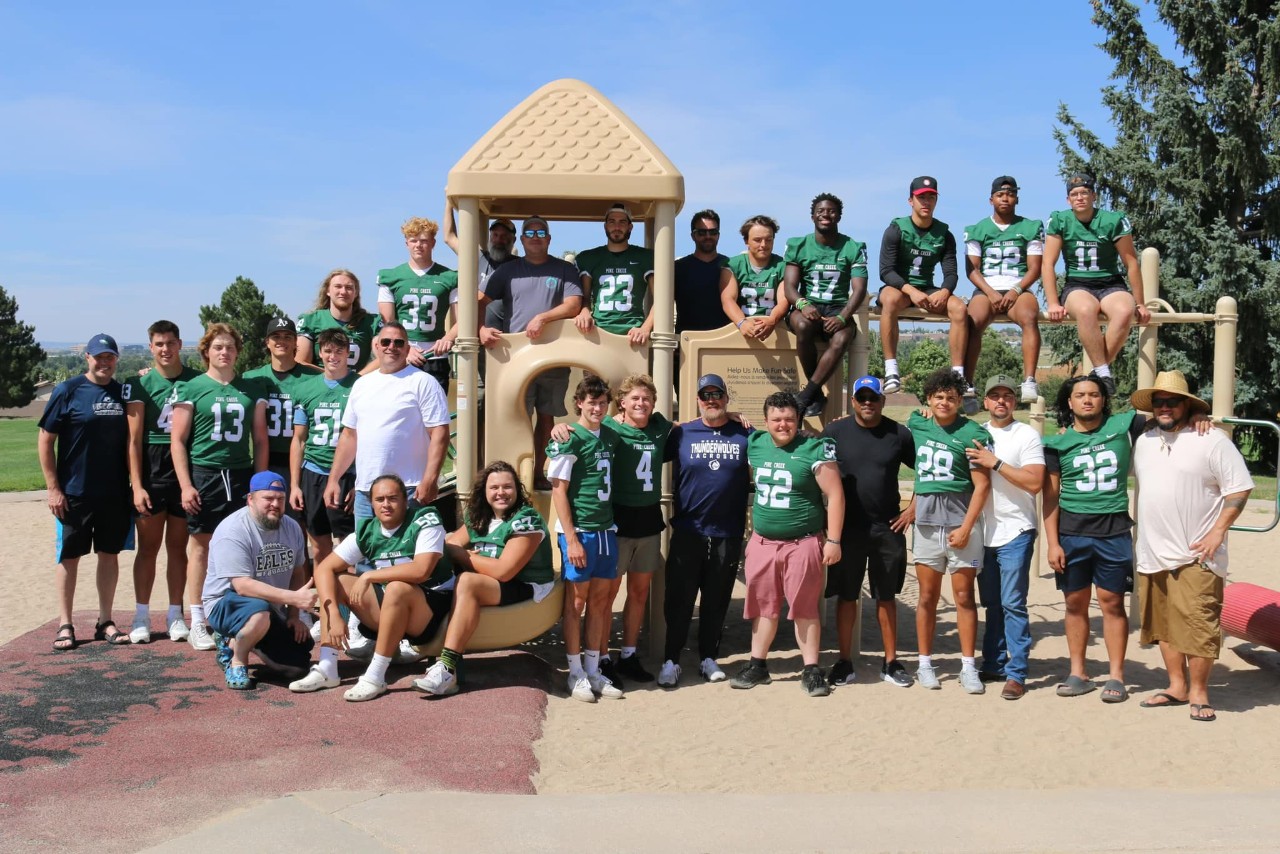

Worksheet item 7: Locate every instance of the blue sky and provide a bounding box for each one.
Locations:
[2,2,1158,345]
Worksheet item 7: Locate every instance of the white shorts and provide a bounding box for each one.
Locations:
[912,523,984,574]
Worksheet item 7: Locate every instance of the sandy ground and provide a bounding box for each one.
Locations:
[4,490,1279,796]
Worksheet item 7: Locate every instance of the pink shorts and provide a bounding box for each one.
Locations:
[743,533,824,620]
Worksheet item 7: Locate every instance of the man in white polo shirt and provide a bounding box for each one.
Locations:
[964,375,1044,700]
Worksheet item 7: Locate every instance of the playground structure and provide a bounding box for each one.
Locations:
[438,78,1276,659]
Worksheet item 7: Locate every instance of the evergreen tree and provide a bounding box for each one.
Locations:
[901,339,950,403]
[973,330,1023,393]
[0,286,45,408]
[1052,0,1280,461]
[198,276,283,373]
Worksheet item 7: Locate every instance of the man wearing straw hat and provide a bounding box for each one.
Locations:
[1131,371,1253,723]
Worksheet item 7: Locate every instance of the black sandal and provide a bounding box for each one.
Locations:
[53,623,76,651]
[94,620,130,645]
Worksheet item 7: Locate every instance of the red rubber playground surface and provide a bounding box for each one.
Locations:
[0,613,553,854]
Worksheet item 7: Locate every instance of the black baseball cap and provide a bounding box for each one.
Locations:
[910,176,939,196]
[991,176,1019,194]
[1066,173,1095,192]
[86,333,119,356]
[267,316,297,336]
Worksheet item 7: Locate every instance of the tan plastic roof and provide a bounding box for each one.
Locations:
[447,79,684,222]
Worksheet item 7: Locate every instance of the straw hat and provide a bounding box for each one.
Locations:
[1130,370,1210,414]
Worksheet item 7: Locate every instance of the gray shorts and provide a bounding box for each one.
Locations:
[912,522,984,574]
[524,367,570,417]
[617,533,662,575]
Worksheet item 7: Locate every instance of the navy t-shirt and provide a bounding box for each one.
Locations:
[665,418,751,538]
[38,374,129,499]
[674,254,730,334]
[822,415,915,527]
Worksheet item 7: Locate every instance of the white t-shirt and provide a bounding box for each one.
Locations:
[1134,427,1254,577]
[341,366,450,491]
[981,419,1045,548]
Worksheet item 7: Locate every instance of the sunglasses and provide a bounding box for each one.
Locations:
[693,228,720,237]
[379,338,408,349]
[697,390,725,401]
[1150,395,1185,408]
[854,394,882,404]
[522,229,549,238]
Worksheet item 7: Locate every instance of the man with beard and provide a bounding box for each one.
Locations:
[443,201,519,332]
[574,204,656,344]
[202,472,315,690]
[783,193,869,417]
[675,209,732,335]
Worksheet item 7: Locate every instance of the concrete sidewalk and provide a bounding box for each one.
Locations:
[142,788,1280,853]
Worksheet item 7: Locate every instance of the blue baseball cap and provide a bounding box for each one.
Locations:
[697,373,727,393]
[86,333,119,356]
[852,375,883,398]
[248,471,287,494]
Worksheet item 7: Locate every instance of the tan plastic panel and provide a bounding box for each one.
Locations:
[415,578,565,657]
[447,79,684,221]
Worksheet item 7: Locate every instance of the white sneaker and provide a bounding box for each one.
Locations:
[289,665,340,693]
[394,638,427,664]
[343,676,387,702]
[346,637,375,661]
[699,658,727,683]
[413,660,458,696]
[588,672,624,699]
[917,663,941,690]
[1021,379,1039,403]
[657,660,681,688]
[882,374,902,394]
[129,618,151,644]
[959,667,986,695]
[568,672,596,703]
[188,622,216,651]
[168,617,190,642]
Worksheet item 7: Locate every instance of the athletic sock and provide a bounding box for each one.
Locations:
[317,646,339,681]
[566,653,583,675]
[134,603,149,623]
[440,647,461,673]
[297,610,315,628]
[364,653,391,685]
[621,646,637,659]
[1025,376,1036,383]
[952,366,965,377]
[1093,363,1112,377]
[961,656,977,671]
[190,605,206,628]
[918,655,933,669]
[584,650,601,675]
[167,604,183,624]
[885,359,899,376]
[750,656,768,670]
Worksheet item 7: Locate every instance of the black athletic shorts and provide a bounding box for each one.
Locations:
[825,522,908,602]
[496,579,535,607]
[56,494,133,562]
[141,445,186,518]
[188,466,253,535]
[369,585,456,645]
[299,467,355,539]
[1060,275,1130,303]
[615,502,665,538]
[789,302,855,340]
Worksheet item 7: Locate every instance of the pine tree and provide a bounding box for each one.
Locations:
[0,286,46,408]
[198,276,283,373]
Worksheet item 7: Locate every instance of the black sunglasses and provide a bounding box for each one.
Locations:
[379,338,407,349]
[1150,395,1185,408]
[693,228,720,237]
[697,389,725,400]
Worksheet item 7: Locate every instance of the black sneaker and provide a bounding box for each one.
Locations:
[882,374,902,394]
[616,654,655,683]
[599,657,624,690]
[729,662,772,690]
[802,665,830,697]
[804,391,826,418]
[881,659,914,688]
[828,658,856,686]
[978,669,1006,684]
[1090,371,1117,397]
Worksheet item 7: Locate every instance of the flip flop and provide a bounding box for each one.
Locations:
[94,620,131,645]
[1056,674,1096,697]
[52,623,76,651]
[1189,703,1217,722]
[1100,678,1129,704]
[1140,692,1189,708]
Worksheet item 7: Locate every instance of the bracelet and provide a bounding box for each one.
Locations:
[827,538,841,546]
[795,298,811,310]
[994,459,1004,471]
[736,318,746,328]
[836,315,848,327]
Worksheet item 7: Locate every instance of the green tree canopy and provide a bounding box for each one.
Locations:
[901,338,950,403]
[0,286,45,408]
[198,276,283,374]
[1053,0,1280,459]
[973,330,1023,393]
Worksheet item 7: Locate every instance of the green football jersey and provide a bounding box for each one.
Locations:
[296,308,381,370]
[376,262,459,344]
[121,366,201,445]
[175,374,265,469]
[726,253,787,317]
[1047,208,1133,281]
[907,411,993,496]
[575,244,655,334]
[747,430,837,540]
[963,216,1045,290]
[1044,410,1139,515]
[783,233,869,306]
[603,413,672,507]
[546,423,620,531]
[468,503,555,584]
[891,216,952,287]
[353,505,453,585]
[292,372,358,471]
[243,363,324,457]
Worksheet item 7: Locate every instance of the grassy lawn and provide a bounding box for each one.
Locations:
[0,419,45,492]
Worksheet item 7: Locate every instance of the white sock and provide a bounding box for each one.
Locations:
[621,646,636,659]
[584,650,601,675]
[318,647,340,681]
[134,603,149,622]
[952,365,965,377]
[961,656,977,671]
[348,612,361,632]
[885,359,899,376]
[1025,376,1036,383]
[567,653,583,675]
[297,610,315,627]
[1093,363,1112,377]
[918,655,933,669]
[190,604,206,628]
[364,653,391,685]
[167,604,183,623]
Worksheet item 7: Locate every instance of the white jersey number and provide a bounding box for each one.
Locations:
[755,468,793,509]
[597,274,634,313]
[210,401,246,443]
[1070,449,1120,492]
[916,446,955,482]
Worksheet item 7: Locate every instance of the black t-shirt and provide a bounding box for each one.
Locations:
[822,415,915,527]
[674,253,729,334]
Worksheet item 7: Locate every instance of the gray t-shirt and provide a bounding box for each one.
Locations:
[482,257,582,333]
[202,505,307,614]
